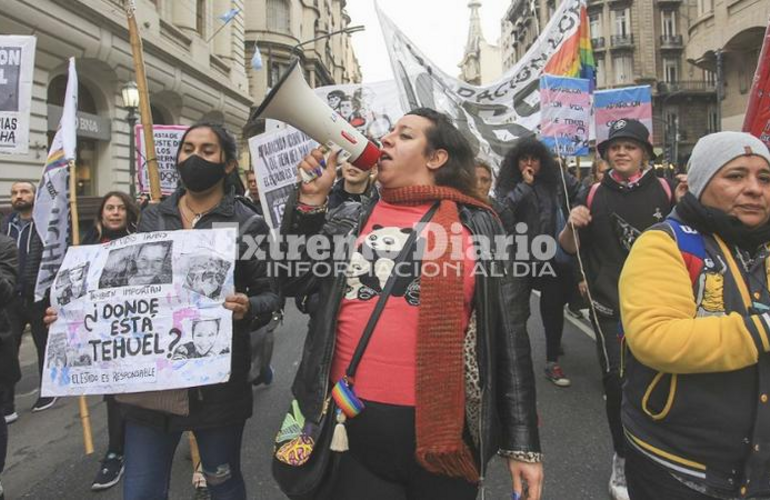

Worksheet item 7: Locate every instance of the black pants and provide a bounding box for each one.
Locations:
[591,313,625,456]
[626,442,718,499]
[532,264,573,363]
[331,400,478,500]
[3,296,49,412]
[105,396,125,455]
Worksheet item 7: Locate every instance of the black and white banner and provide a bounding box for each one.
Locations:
[376,0,584,167]
[0,36,36,155]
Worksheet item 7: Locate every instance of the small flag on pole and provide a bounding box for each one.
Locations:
[251,44,264,70]
[218,8,240,24]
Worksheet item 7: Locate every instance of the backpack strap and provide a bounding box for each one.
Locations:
[665,217,705,285]
[586,181,601,210]
[658,177,673,203]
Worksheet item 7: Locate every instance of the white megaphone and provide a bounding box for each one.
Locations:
[251,59,381,173]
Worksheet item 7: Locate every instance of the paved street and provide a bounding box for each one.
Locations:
[4,295,613,500]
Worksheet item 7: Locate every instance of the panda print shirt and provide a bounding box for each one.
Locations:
[332,200,475,406]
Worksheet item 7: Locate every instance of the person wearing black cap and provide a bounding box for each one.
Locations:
[558,119,684,500]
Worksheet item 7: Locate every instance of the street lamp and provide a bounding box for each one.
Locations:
[121,81,140,197]
[290,25,365,57]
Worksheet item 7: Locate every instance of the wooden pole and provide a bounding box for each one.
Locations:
[69,160,94,455]
[124,0,161,201]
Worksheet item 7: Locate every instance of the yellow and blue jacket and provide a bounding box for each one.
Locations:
[620,217,770,498]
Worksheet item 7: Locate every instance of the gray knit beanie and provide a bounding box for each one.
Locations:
[687,131,770,199]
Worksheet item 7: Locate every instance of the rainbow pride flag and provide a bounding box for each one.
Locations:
[543,1,596,88]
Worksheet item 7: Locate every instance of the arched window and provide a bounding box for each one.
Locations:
[267,0,290,34]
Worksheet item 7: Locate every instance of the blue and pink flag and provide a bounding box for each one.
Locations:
[539,74,592,156]
[594,85,653,144]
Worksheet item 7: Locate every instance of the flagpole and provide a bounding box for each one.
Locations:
[123,0,161,201]
[68,159,94,455]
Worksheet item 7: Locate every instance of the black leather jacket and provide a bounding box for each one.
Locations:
[278,193,541,475]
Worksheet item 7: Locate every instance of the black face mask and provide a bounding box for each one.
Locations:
[177,155,226,192]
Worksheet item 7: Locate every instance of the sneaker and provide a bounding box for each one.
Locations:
[91,452,124,491]
[252,366,274,387]
[3,412,18,425]
[544,363,571,387]
[31,397,57,412]
[609,453,630,500]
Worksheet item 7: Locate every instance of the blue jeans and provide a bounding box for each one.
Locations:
[123,420,246,500]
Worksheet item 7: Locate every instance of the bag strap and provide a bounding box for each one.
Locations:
[345,202,440,379]
[665,217,705,285]
[586,182,601,210]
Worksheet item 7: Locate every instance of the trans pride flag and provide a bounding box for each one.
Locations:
[594,85,653,144]
[543,0,596,87]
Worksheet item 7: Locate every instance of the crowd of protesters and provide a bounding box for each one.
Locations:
[0,109,769,500]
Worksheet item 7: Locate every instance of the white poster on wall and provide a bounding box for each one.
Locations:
[0,36,36,155]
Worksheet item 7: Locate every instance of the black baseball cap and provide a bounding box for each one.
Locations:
[597,119,656,160]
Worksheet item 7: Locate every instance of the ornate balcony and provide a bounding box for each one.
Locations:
[660,34,684,50]
[591,37,606,50]
[610,34,634,50]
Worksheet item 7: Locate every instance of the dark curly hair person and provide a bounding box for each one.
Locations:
[494,135,582,388]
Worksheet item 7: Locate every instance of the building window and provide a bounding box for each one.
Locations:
[661,11,676,37]
[196,0,205,36]
[589,12,601,38]
[697,0,713,17]
[707,105,718,133]
[614,54,633,83]
[269,62,287,87]
[704,69,716,85]
[663,58,678,83]
[267,0,291,34]
[596,57,606,88]
[613,8,630,36]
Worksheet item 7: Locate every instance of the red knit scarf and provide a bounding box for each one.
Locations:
[380,185,493,483]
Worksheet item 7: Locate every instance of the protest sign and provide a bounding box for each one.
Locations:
[594,85,653,144]
[539,75,591,156]
[249,127,318,230]
[743,20,770,148]
[41,228,237,397]
[314,80,405,141]
[0,36,36,155]
[135,124,188,195]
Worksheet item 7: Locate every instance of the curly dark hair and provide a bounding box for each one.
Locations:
[405,107,479,199]
[494,136,559,198]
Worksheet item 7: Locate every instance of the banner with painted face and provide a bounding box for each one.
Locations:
[40,228,237,396]
[593,85,653,145]
[0,36,36,155]
[135,124,189,195]
[539,75,591,156]
[376,0,587,167]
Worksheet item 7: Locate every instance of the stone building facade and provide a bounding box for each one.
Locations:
[0,0,360,211]
[459,0,503,85]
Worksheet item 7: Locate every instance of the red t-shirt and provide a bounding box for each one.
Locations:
[331,200,475,406]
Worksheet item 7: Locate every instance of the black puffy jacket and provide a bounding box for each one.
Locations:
[122,189,279,431]
[278,192,541,477]
[0,235,19,385]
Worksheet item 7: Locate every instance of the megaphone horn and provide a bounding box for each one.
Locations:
[250,59,381,171]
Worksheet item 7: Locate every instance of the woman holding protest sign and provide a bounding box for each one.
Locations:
[80,191,139,491]
[45,122,278,500]
[494,137,582,388]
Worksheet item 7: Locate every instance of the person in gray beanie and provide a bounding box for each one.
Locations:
[687,131,770,200]
[619,131,770,500]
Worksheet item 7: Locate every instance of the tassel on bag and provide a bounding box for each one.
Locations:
[330,409,349,452]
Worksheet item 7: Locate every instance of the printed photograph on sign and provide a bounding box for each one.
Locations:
[54,262,90,306]
[98,241,173,289]
[183,255,231,300]
[171,318,230,360]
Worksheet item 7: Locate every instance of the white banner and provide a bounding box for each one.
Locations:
[33,57,77,301]
[135,124,188,195]
[376,0,584,167]
[41,228,237,396]
[0,36,36,155]
[249,128,318,230]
